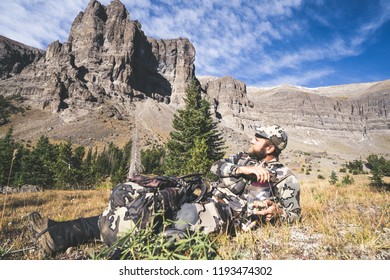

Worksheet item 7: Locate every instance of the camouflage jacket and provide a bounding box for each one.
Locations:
[210,152,301,224]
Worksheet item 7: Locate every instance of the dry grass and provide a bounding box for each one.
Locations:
[217,175,389,260]
[1,175,389,260]
[0,189,110,259]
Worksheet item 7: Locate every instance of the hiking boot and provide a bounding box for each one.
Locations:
[28,212,57,257]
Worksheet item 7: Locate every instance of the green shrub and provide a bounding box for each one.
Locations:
[366,154,390,189]
[93,220,219,260]
[341,174,354,185]
[329,170,338,185]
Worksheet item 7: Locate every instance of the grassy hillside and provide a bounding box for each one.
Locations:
[0,175,389,260]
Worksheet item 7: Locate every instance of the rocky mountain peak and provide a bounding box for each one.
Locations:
[68,0,133,53]
[0,0,195,114]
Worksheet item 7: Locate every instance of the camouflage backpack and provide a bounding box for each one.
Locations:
[98,174,207,246]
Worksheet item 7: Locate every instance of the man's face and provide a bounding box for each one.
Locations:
[247,136,270,159]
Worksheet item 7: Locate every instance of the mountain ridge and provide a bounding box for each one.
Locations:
[0,0,389,166]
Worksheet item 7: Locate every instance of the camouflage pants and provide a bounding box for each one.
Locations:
[98,182,243,246]
[172,199,233,235]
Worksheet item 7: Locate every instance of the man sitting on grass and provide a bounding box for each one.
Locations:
[29,125,301,257]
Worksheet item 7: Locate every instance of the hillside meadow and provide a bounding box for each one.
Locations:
[0,174,389,260]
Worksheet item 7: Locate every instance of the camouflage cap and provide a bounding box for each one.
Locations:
[254,125,288,151]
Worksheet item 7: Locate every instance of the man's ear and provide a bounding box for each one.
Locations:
[266,144,275,155]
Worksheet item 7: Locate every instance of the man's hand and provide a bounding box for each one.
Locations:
[236,165,270,183]
[253,199,282,222]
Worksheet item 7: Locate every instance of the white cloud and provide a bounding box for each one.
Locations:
[256,68,335,87]
[122,0,151,9]
[352,2,390,48]
[253,0,303,18]
[0,0,90,48]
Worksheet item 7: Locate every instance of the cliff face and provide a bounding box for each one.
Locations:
[200,77,389,133]
[198,76,253,119]
[209,81,390,157]
[0,0,195,113]
[147,38,196,105]
[244,83,390,132]
[0,35,43,79]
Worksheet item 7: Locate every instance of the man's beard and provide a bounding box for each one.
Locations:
[248,146,267,160]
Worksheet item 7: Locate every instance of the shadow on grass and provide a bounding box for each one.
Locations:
[6,197,49,209]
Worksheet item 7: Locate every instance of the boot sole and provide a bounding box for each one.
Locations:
[28,212,45,239]
[27,212,56,257]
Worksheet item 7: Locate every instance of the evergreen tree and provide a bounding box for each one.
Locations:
[72,145,85,186]
[55,140,84,189]
[111,165,126,186]
[329,170,338,185]
[111,141,132,185]
[0,96,22,125]
[94,142,132,186]
[141,146,165,175]
[17,147,46,187]
[22,135,57,188]
[366,154,390,188]
[95,146,111,179]
[0,127,22,186]
[122,140,132,172]
[341,174,354,185]
[81,146,97,187]
[55,140,72,188]
[186,137,213,175]
[345,159,364,174]
[106,142,125,184]
[164,79,225,176]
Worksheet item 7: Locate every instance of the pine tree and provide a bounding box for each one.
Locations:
[55,140,73,188]
[24,135,57,188]
[0,96,22,125]
[82,146,97,187]
[329,170,338,185]
[95,145,110,179]
[55,140,85,189]
[366,154,388,188]
[0,127,22,186]
[17,147,45,187]
[186,137,213,174]
[72,146,85,186]
[164,79,225,176]
[141,146,165,175]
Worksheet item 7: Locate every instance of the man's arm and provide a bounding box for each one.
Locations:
[210,152,270,182]
[235,165,270,183]
[210,152,245,177]
[254,175,301,224]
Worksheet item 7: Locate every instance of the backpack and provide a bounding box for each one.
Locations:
[128,174,207,204]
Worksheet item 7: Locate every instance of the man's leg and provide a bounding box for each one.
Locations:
[172,200,233,235]
[28,212,100,257]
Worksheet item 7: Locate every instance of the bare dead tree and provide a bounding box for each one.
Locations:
[128,123,144,178]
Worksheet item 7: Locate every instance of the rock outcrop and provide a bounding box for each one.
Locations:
[0,35,43,79]
[245,82,389,132]
[148,38,196,106]
[196,76,389,156]
[0,0,195,113]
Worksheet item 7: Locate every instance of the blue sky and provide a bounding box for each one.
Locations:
[0,0,389,88]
